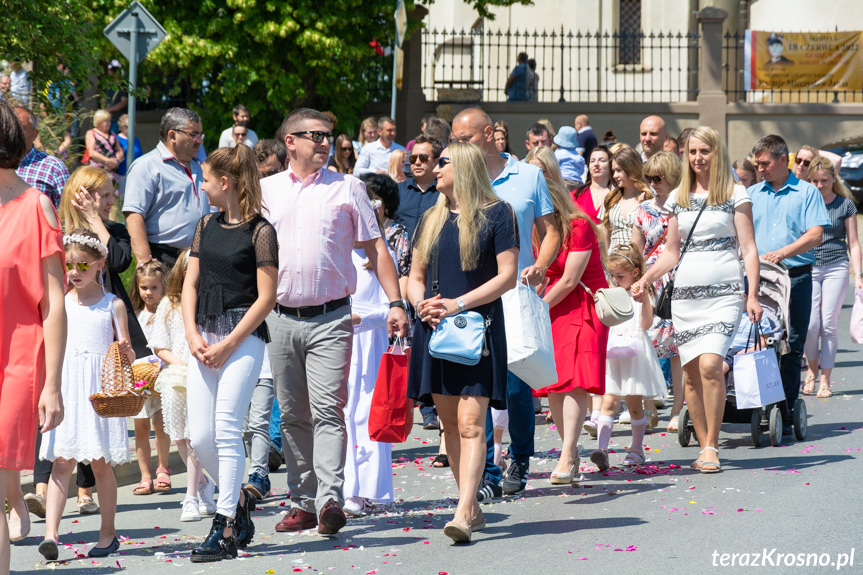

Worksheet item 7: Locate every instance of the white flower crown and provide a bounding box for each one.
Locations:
[63,234,108,258]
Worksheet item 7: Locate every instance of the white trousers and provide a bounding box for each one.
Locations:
[187,332,265,518]
[805,261,849,370]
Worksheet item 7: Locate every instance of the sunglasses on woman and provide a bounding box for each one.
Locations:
[794,157,811,168]
[65,261,93,272]
[645,175,663,185]
[437,157,451,169]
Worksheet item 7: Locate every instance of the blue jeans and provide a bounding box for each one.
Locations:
[269,396,282,451]
[484,372,535,484]
[779,269,813,423]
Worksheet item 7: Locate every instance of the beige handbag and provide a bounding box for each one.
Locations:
[579,282,634,327]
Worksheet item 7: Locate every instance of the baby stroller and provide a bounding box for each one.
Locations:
[678,259,807,448]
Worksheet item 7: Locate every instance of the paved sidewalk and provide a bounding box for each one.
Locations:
[8,284,863,574]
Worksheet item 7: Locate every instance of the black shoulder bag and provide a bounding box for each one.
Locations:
[654,197,709,320]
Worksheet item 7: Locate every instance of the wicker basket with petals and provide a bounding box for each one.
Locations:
[131,361,164,399]
[90,341,149,418]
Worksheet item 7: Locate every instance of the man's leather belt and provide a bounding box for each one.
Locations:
[275,296,351,319]
[788,264,812,278]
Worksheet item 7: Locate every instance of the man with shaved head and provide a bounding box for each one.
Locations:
[574,114,597,158]
[639,115,668,162]
[451,107,560,500]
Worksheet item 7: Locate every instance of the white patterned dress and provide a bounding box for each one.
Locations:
[666,185,750,365]
[148,298,190,441]
[40,293,130,465]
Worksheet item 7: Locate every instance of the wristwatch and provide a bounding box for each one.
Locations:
[389,299,407,310]
[457,298,466,312]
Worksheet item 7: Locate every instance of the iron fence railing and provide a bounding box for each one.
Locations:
[722,31,863,104]
[419,28,700,103]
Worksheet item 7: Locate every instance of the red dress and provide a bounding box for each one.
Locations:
[539,218,608,395]
[573,185,603,224]
[0,188,63,470]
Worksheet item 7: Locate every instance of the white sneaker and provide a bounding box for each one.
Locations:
[618,410,631,424]
[180,496,201,522]
[583,417,598,438]
[343,496,370,517]
[198,479,216,516]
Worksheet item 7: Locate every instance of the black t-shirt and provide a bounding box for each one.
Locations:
[190,212,279,342]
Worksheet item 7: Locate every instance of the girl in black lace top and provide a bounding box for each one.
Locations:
[181,145,278,562]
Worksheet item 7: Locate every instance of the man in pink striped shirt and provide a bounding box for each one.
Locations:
[261,108,407,535]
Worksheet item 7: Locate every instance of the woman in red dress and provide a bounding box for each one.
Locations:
[0,100,66,570]
[527,147,608,484]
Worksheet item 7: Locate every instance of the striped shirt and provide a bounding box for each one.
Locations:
[814,195,857,266]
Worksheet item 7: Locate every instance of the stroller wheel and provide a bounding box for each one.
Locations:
[768,405,783,446]
[750,409,764,447]
[793,398,807,440]
[678,405,692,447]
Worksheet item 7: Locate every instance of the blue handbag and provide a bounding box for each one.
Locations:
[426,242,493,366]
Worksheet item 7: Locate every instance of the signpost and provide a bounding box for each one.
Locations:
[392,0,408,119]
[104,2,166,168]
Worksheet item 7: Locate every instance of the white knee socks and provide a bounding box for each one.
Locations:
[597,415,614,450]
[630,417,647,452]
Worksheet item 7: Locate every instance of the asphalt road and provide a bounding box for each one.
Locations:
[9,283,863,574]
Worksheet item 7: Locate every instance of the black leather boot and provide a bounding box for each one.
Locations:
[234,488,256,549]
[190,513,238,563]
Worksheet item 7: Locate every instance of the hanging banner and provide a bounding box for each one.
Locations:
[744,30,863,91]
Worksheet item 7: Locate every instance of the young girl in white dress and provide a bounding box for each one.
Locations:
[342,177,400,516]
[149,252,216,521]
[129,261,172,496]
[590,245,666,471]
[38,230,132,561]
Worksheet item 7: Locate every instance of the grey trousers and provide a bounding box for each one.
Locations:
[267,306,353,514]
[243,377,274,477]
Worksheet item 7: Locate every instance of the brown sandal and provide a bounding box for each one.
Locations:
[154,466,172,492]
[133,478,154,495]
[816,382,832,398]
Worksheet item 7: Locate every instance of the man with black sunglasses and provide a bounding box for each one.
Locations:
[394,134,441,242]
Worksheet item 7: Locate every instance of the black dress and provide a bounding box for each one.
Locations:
[102,221,149,358]
[190,212,279,342]
[407,201,519,410]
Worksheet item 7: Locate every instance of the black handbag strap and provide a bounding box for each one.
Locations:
[671,195,709,275]
[431,241,440,296]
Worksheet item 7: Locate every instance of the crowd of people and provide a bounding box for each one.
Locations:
[1,90,860,570]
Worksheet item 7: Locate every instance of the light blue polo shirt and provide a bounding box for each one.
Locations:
[123,141,210,249]
[491,153,554,272]
[748,172,829,269]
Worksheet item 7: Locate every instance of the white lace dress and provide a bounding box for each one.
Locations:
[605,299,667,398]
[148,298,190,441]
[40,293,130,465]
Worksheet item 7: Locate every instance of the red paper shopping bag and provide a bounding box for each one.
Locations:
[369,343,411,443]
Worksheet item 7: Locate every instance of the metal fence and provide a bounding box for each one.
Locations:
[419,27,700,103]
[722,31,863,104]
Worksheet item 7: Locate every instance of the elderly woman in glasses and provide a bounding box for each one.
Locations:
[631,151,684,431]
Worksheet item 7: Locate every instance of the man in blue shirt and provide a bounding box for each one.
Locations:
[394,134,440,242]
[504,52,534,102]
[749,134,829,438]
[451,108,559,498]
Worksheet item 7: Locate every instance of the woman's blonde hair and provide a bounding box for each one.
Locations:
[164,250,189,317]
[526,146,575,243]
[609,142,630,155]
[387,149,407,181]
[93,109,112,127]
[677,126,736,208]
[130,260,167,315]
[413,142,505,271]
[358,116,377,145]
[59,166,112,233]
[643,151,682,190]
[603,147,653,230]
[809,156,853,200]
[204,146,263,223]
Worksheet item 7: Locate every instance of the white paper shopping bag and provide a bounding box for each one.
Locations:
[733,348,785,409]
[501,282,557,389]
